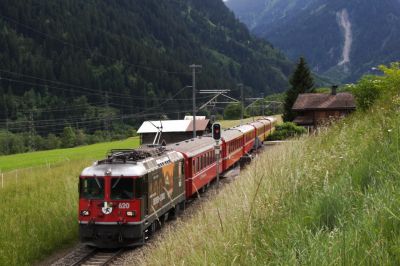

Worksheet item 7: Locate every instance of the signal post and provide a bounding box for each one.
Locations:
[212,123,221,188]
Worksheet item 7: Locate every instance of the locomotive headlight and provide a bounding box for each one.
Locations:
[126,211,136,217]
[80,210,90,216]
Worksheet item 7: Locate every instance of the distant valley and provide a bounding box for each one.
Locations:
[225,0,400,82]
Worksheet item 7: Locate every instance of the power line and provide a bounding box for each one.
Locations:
[0,13,191,76]
[0,69,202,102]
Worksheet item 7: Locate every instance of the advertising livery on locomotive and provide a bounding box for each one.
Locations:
[78,117,277,247]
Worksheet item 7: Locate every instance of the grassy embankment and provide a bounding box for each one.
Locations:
[144,92,400,261]
[0,117,251,265]
[0,137,139,265]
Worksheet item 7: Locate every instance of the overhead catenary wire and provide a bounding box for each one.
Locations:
[0,11,220,134]
[0,83,212,130]
[0,69,205,104]
[0,89,214,125]
[0,13,191,76]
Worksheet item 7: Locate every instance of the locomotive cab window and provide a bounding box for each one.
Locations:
[111,177,134,200]
[80,177,104,199]
[134,177,144,198]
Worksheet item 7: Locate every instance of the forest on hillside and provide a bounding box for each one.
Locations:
[0,0,293,154]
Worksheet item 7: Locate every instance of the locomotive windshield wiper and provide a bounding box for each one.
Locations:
[94,177,102,188]
[112,177,121,189]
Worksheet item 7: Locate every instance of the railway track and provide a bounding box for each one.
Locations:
[73,249,123,266]
[51,246,123,266]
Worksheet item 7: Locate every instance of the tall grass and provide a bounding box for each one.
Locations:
[144,96,400,264]
[0,160,92,265]
[0,137,140,265]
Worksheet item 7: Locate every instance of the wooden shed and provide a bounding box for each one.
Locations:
[292,87,356,129]
[137,119,211,145]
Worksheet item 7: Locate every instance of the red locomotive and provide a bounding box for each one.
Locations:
[78,117,277,247]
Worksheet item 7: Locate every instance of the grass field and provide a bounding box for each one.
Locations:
[0,137,140,265]
[0,115,276,173]
[0,137,140,172]
[0,117,266,265]
[143,98,400,264]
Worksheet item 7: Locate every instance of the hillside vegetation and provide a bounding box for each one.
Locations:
[0,0,292,141]
[144,64,400,264]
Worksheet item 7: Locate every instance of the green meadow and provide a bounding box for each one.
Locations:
[0,137,139,265]
[0,137,140,172]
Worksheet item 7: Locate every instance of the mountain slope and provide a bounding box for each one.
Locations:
[0,0,293,135]
[226,0,400,82]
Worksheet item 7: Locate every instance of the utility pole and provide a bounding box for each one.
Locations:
[104,91,110,139]
[261,93,265,116]
[29,111,34,151]
[238,84,244,125]
[190,64,202,138]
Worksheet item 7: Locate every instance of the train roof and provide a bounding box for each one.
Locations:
[80,147,183,177]
[81,163,148,177]
[169,136,215,157]
[221,128,243,142]
[260,116,278,123]
[249,120,265,129]
[233,124,254,133]
[256,119,271,126]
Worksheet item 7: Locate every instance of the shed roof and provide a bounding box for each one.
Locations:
[138,119,210,133]
[292,93,356,111]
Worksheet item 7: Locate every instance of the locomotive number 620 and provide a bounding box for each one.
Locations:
[118,203,130,209]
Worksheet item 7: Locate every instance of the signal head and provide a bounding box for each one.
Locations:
[212,123,221,140]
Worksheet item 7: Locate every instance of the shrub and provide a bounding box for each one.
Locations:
[224,103,243,119]
[351,75,382,111]
[352,62,400,111]
[45,134,61,150]
[61,127,76,148]
[267,122,307,140]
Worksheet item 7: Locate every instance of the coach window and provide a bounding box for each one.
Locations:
[192,160,195,175]
[80,177,104,199]
[111,177,134,200]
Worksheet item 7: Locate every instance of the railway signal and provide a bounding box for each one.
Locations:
[212,123,221,187]
[212,123,221,140]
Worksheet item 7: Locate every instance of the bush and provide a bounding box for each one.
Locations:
[267,122,307,140]
[351,62,400,111]
[0,131,26,155]
[224,103,243,119]
[61,127,76,148]
[351,75,382,111]
[45,134,61,150]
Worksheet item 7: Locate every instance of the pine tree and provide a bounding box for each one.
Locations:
[283,57,314,122]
